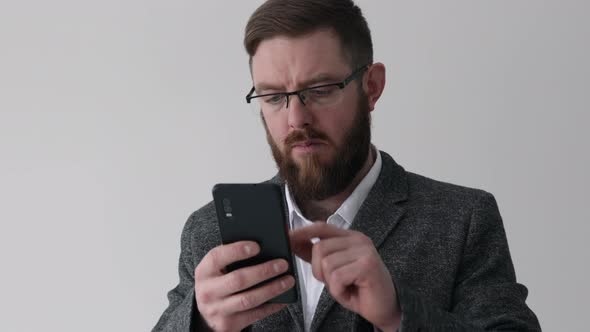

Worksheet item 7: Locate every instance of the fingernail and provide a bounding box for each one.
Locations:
[281,277,294,289]
[244,245,252,255]
[273,261,285,273]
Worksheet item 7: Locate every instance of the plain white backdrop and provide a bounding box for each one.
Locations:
[1,1,588,331]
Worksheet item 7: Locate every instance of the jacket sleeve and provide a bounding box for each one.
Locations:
[152,214,213,332]
[395,192,541,331]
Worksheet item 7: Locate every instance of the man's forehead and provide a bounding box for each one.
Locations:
[250,29,350,88]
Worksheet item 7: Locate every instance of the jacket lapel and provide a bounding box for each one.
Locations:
[286,301,305,332]
[310,151,409,331]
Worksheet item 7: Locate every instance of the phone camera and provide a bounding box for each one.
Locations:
[222,198,233,218]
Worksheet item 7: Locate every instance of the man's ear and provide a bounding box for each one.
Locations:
[363,63,386,112]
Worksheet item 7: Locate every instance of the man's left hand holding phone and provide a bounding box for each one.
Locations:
[194,183,297,332]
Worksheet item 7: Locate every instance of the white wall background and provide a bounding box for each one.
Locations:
[1,1,588,331]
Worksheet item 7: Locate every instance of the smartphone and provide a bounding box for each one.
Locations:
[212,183,298,303]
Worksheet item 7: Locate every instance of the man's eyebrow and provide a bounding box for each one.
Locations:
[255,73,340,93]
[299,73,340,88]
[255,83,283,92]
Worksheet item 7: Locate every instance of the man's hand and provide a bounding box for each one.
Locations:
[290,223,401,332]
[194,241,295,332]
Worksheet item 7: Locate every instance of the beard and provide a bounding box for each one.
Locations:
[262,93,372,203]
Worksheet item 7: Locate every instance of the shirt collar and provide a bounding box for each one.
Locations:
[285,146,382,227]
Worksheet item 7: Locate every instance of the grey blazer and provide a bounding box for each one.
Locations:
[153,151,540,331]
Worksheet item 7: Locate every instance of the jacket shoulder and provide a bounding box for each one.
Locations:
[182,200,221,254]
[404,171,495,212]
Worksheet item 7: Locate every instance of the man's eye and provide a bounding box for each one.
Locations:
[264,95,284,105]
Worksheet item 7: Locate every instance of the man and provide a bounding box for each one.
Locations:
[153,0,540,331]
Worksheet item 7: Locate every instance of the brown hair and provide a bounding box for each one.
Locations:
[244,0,373,69]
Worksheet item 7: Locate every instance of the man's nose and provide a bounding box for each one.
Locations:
[287,94,312,129]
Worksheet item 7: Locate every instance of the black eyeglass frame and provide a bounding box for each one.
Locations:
[245,64,370,107]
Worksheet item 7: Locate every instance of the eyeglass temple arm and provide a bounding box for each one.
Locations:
[343,65,369,86]
[246,86,256,103]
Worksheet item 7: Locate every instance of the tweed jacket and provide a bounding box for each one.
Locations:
[153,151,540,331]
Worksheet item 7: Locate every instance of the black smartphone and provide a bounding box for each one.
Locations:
[212,183,298,303]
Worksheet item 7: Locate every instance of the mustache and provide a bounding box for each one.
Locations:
[284,128,329,150]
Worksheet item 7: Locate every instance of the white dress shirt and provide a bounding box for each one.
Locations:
[285,148,382,332]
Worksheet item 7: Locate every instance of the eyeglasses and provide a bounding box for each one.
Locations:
[245,64,369,113]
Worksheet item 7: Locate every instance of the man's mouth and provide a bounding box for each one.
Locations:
[293,138,324,147]
[290,139,325,153]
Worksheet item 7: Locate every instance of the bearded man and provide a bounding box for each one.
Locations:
[153,1,540,331]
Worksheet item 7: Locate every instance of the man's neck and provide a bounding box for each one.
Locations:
[298,148,376,222]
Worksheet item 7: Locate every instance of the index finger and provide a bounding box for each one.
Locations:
[289,223,348,262]
[198,241,260,278]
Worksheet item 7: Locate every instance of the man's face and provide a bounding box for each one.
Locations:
[251,29,372,202]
